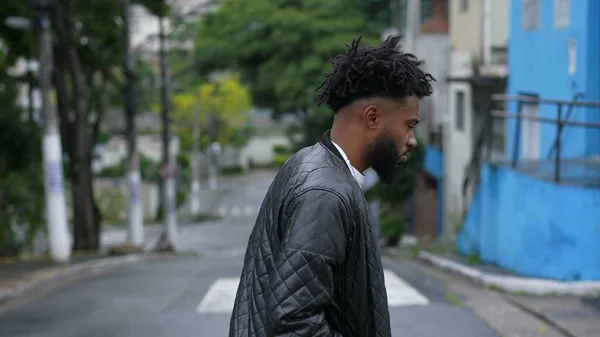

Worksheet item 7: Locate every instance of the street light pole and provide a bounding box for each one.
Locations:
[122,0,144,247]
[158,14,178,250]
[36,0,71,262]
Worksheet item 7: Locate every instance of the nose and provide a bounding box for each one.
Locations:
[406,134,417,149]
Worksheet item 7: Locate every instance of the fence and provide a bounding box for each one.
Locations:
[463,94,600,196]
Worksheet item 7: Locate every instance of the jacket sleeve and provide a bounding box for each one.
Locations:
[267,189,349,337]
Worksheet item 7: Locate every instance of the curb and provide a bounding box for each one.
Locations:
[418,251,600,297]
[0,253,159,305]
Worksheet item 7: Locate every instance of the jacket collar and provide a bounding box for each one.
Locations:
[320,129,346,163]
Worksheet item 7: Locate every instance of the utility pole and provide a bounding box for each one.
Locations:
[404,0,420,54]
[36,0,71,262]
[158,15,178,250]
[207,86,218,191]
[190,95,201,216]
[27,60,35,121]
[122,0,144,247]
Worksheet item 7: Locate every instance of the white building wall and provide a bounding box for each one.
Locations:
[443,51,475,235]
[491,0,510,48]
[415,34,452,136]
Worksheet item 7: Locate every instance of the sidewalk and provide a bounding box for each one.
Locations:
[384,244,600,337]
[0,194,225,307]
[505,293,600,337]
[0,253,154,306]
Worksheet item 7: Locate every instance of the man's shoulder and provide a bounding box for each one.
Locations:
[282,143,357,197]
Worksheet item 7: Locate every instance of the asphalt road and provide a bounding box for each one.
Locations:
[0,169,499,337]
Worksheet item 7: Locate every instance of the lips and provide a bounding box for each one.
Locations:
[399,152,409,163]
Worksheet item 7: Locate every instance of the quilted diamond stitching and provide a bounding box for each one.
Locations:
[229,139,391,337]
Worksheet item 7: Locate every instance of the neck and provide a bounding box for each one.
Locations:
[330,122,368,172]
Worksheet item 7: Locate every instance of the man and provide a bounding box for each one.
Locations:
[229,35,435,337]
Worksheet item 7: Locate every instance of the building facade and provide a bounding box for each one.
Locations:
[457,0,600,281]
[443,0,510,237]
[507,0,600,161]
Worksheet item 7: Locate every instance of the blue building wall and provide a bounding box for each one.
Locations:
[458,164,600,281]
[424,145,444,236]
[424,145,444,179]
[508,0,600,159]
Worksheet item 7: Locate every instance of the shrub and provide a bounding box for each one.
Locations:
[272,144,289,155]
[274,154,290,167]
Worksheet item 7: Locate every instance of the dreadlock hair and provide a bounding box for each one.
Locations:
[316,35,435,113]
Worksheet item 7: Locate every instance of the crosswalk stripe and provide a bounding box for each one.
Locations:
[196,269,428,314]
[196,278,239,313]
[383,268,429,306]
[214,205,258,218]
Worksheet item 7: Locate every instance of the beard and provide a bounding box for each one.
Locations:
[368,130,402,185]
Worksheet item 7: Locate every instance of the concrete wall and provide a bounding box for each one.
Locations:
[508,0,600,160]
[444,51,475,229]
[93,178,160,222]
[64,179,160,223]
[449,0,510,63]
[458,163,600,281]
[93,135,180,172]
[216,135,291,169]
[424,145,444,179]
[449,0,482,59]
[240,135,291,167]
[415,34,451,134]
[424,145,445,236]
[490,0,510,48]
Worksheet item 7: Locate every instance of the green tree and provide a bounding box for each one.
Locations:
[0,0,170,251]
[193,0,380,118]
[0,63,44,257]
[170,74,252,150]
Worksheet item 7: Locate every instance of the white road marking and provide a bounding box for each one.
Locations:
[383,269,430,306]
[197,270,428,314]
[214,205,258,218]
[196,278,240,313]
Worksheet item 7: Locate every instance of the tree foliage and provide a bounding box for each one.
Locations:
[0,68,44,256]
[170,73,252,150]
[193,0,381,117]
[0,0,170,251]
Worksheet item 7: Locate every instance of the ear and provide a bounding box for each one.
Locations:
[362,104,381,130]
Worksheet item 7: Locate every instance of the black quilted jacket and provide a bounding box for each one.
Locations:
[229,131,392,337]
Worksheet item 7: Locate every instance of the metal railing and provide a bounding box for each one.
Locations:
[462,94,600,198]
[545,92,585,159]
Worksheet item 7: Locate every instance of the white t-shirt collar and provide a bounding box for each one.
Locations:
[331,141,365,187]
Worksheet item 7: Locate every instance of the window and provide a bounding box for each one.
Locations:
[522,0,542,31]
[460,0,468,12]
[554,0,570,28]
[455,91,465,132]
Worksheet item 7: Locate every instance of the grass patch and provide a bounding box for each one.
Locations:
[445,291,464,307]
[191,212,221,222]
[486,284,504,293]
[220,166,245,176]
[176,249,201,257]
